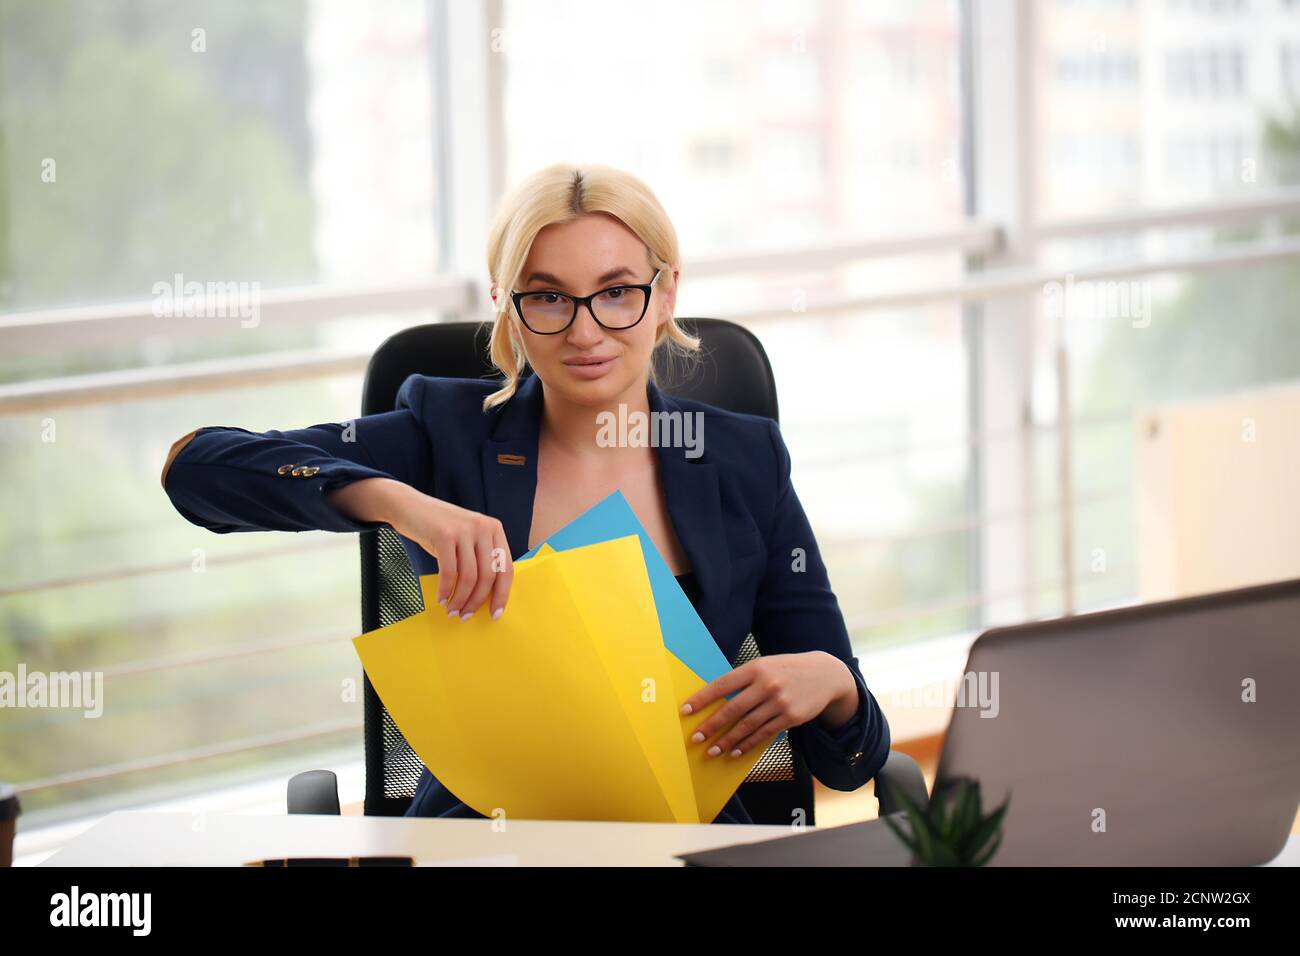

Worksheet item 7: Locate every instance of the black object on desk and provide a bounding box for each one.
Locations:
[0,782,20,868]
[244,856,414,867]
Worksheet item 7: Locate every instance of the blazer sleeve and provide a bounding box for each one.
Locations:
[750,417,891,792]
[162,373,434,535]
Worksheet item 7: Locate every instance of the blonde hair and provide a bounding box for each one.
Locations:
[482,163,700,411]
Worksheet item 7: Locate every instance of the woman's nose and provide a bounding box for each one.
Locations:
[565,303,604,345]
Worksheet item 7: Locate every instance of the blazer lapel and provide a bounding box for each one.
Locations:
[649,382,733,655]
[481,372,543,558]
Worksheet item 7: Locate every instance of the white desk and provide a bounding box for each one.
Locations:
[39,811,800,867]
[39,811,1300,866]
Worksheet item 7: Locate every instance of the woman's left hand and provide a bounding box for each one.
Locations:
[680,651,859,758]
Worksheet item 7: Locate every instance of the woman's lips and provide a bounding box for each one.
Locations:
[563,355,618,379]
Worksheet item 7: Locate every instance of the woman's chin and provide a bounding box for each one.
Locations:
[550,374,628,408]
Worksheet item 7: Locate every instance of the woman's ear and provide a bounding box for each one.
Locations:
[655,268,677,327]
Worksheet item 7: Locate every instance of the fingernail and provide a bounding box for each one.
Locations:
[447,609,458,619]
[707,745,721,757]
[491,607,503,620]
[691,732,705,743]
[460,612,473,622]
[729,749,742,758]
[680,703,692,715]
[438,597,447,606]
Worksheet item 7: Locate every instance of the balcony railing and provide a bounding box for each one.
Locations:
[5,185,1300,804]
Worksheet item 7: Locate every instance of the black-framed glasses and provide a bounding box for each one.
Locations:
[511,268,662,334]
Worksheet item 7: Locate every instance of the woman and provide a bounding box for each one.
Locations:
[161,162,890,824]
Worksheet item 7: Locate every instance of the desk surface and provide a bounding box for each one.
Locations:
[40,811,1300,867]
[40,811,801,867]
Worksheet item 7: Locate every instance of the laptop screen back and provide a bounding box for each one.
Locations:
[936,579,1300,866]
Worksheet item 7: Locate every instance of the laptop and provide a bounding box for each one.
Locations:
[679,577,1300,866]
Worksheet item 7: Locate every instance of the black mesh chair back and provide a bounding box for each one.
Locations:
[358,318,815,824]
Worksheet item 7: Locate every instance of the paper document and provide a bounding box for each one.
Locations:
[352,492,775,823]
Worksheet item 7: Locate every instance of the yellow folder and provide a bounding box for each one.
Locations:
[353,534,770,823]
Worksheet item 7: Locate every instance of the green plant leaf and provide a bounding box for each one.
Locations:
[971,832,1004,867]
[880,783,920,853]
[961,799,1010,863]
[884,781,937,863]
[931,842,962,866]
[881,811,917,855]
[946,779,978,844]
[956,780,981,835]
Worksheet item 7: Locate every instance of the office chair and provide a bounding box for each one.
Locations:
[289,318,928,824]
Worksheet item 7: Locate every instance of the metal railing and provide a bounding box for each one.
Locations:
[0,274,478,356]
[5,185,1300,796]
[15,720,360,796]
[4,187,1299,411]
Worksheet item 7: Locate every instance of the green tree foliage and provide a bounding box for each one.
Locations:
[0,0,316,312]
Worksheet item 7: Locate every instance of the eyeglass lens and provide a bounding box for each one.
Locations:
[518,286,647,332]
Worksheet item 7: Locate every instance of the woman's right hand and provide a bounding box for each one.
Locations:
[326,478,514,621]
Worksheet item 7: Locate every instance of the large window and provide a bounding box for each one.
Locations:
[502,0,966,251]
[0,0,443,821]
[0,0,439,379]
[4,0,1299,825]
[1030,0,1300,617]
[503,0,974,646]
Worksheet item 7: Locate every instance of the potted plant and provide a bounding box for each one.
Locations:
[882,775,1009,866]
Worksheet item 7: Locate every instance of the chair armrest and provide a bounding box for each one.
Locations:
[287,770,341,815]
[873,751,930,816]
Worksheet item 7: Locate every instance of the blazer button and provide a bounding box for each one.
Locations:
[277,464,296,476]
[848,751,864,765]
[291,466,307,477]
[302,466,320,477]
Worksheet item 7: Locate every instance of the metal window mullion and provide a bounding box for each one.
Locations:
[432,0,506,304]
[965,0,1042,628]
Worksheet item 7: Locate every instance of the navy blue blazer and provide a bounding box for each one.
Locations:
[162,370,891,823]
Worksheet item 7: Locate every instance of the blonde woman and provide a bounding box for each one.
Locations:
[161,163,890,823]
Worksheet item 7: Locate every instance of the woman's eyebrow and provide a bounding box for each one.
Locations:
[524,266,636,288]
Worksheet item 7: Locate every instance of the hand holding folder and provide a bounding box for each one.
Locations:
[351,492,775,823]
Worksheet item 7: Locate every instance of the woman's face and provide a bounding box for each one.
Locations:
[496,213,676,409]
